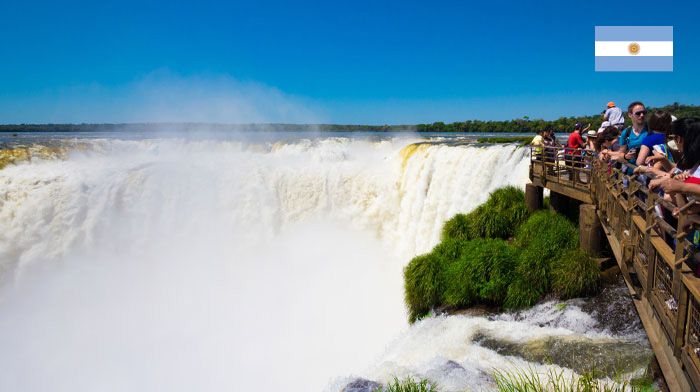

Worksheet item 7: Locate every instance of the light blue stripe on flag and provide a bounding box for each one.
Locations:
[595,56,673,72]
[595,26,673,41]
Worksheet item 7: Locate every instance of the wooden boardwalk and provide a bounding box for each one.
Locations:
[529,147,700,391]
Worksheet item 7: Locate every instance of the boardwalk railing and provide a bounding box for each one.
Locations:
[530,145,700,391]
[529,146,595,204]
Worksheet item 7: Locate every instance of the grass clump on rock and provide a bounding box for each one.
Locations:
[504,210,582,308]
[441,186,529,241]
[440,213,473,241]
[405,188,600,322]
[372,376,437,392]
[404,253,446,323]
[443,238,517,307]
[513,210,578,253]
[493,367,638,392]
[551,249,601,299]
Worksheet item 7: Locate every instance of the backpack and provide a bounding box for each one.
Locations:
[621,127,632,147]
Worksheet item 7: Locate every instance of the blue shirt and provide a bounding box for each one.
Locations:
[619,125,648,150]
[641,132,665,148]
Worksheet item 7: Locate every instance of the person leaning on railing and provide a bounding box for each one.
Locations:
[543,128,558,163]
[566,122,588,159]
[615,101,649,172]
[635,111,673,166]
[586,130,598,152]
[649,118,700,218]
[530,130,545,160]
[596,126,621,164]
[634,112,681,178]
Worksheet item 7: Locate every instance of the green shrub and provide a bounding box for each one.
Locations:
[487,186,526,208]
[443,239,517,307]
[473,187,530,240]
[431,238,471,262]
[404,253,447,323]
[503,277,545,309]
[493,367,637,392]
[469,205,510,239]
[441,213,473,241]
[441,186,529,242]
[373,376,437,392]
[551,249,600,299]
[471,240,518,303]
[503,255,547,309]
[441,240,480,307]
[518,248,551,289]
[476,136,532,146]
[514,210,578,259]
[504,211,581,309]
[405,187,600,319]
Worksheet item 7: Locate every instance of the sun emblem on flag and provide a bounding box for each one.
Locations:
[628,42,640,55]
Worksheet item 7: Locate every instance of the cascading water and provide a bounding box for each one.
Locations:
[0,134,648,392]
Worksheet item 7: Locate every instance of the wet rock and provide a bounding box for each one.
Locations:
[443,360,464,371]
[424,359,493,391]
[342,378,382,392]
[447,304,499,318]
[581,274,643,337]
[475,333,651,377]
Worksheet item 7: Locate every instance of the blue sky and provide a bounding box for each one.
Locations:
[1,0,699,124]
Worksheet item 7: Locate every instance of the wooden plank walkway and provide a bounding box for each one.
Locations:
[530,146,700,392]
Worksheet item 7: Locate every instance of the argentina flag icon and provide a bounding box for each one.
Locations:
[595,26,673,72]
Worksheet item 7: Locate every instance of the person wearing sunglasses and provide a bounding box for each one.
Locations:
[616,101,649,170]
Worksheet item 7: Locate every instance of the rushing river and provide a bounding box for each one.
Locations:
[0,131,649,391]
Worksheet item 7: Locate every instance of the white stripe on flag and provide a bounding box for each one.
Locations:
[595,41,673,57]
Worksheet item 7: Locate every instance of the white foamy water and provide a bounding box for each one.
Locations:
[334,297,649,392]
[0,135,645,391]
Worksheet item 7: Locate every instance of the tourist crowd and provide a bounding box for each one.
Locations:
[531,101,700,247]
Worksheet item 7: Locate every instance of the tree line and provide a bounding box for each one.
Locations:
[415,103,700,133]
[2,103,699,133]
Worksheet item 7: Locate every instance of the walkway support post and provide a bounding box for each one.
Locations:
[525,183,543,213]
[549,191,568,215]
[579,204,604,256]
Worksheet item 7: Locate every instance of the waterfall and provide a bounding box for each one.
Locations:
[0,135,645,392]
[0,137,530,275]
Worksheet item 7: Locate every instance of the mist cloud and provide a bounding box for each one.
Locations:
[1,70,325,124]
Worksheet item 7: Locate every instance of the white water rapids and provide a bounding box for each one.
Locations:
[0,135,648,391]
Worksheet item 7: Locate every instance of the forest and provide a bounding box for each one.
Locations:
[1,102,698,133]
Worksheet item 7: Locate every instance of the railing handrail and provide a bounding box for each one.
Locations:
[530,148,700,389]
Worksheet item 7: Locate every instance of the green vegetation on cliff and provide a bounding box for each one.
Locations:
[443,238,517,307]
[404,187,599,323]
[441,186,529,242]
[476,136,532,145]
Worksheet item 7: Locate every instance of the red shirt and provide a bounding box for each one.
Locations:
[567,131,584,156]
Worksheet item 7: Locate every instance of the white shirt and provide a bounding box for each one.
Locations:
[605,107,624,126]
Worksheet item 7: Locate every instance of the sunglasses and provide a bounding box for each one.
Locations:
[633,110,647,116]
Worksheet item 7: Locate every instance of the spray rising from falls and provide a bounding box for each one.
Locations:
[0,136,646,391]
[0,137,530,273]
